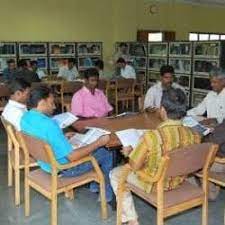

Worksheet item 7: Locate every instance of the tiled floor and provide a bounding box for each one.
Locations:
[0,126,224,225]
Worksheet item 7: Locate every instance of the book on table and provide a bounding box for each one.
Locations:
[52,112,78,129]
[69,127,111,148]
[182,116,211,136]
[115,129,146,149]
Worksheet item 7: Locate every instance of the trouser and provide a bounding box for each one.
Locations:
[110,166,141,223]
[60,147,113,202]
[208,162,225,200]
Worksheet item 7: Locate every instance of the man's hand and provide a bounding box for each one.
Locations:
[65,132,75,139]
[96,135,110,147]
[120,146,133,157]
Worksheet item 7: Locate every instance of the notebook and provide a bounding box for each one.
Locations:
[115,129,146,149]
[52,112,78,129]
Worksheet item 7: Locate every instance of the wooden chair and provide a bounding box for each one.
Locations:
[114,78,135,115]
[60,81,83,112]
[116,143,218,225]
[0,117,37,206]
[16,131,108,225]
[0,84,10,112]
[135,73,145,98]
[98,79,109,97]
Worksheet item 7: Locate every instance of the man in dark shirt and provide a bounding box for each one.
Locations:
[14,59,40,83]
[203,119,225,200]
[3,59,17,81]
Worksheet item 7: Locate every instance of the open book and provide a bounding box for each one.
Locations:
[52,112,78,129]
[115,129,146,149]
[182,116,211,136]
[69,127,111,148]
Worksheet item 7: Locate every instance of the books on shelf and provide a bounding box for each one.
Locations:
[52,112,78,129]
[182,116,211,136]
[115,129,146,149]
[69,127,110,148]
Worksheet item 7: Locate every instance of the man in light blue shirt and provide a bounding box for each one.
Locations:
[21,86,113,202]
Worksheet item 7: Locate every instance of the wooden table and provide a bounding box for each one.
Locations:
[73,112,162,148]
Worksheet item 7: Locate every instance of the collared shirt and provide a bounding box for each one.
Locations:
[2,100,27,131]
[57,65,79,81]
[20,109,73,173]
[144,81,185,109]
[71,86,113,118]
[129,119,201,193]
[36,68,46,79]
[187,88,225,124]
[120,64,136,79]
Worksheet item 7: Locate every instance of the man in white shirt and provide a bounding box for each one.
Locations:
[57,58,79,81]
[187,68,225,124]
[144,65,185,110]
[2,78,30,131]
[116,57,136,79]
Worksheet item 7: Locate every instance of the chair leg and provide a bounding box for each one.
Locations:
[51,196,58,225]
[116,188,123,225]
[132,99,135,112]
[202,198,208,225]
[99,180,108,220]
[15,168,20,206]
[157,207,164,225]
[8,153,13,187]
[25,180,30,217]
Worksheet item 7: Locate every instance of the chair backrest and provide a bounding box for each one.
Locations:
[165,143,218,178]
[0,84,10,98]
[61,81,83,95]
[115,78,135,96]
[98,79,109,95]
[136,73,146,84]
[16,132,51,164]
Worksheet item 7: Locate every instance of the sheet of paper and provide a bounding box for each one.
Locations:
[52,112,78,129]
[115,129,146,149]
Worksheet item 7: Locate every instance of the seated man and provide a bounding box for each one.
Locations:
[20,86,113,202]
[144,65,185,110]
[57,58,79,81]
[2,78,31,131]
[203,119,225,200]
[116,57,136,79]
[3,59,17,82]
[71,68,113,118]
[110,89,201,225]
[30,60,46,80]
[187,67,225,124]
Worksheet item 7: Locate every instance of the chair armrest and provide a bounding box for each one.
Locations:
[215,156,225,164]
[57,156,95,171]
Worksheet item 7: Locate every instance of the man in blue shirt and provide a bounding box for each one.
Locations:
[3,59,17,81]
[21,86,113,202]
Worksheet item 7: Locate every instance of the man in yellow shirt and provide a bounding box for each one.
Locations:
[110,88,201,225]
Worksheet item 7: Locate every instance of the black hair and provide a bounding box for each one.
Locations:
[95,59,104,70]
[8,78,31,95]
[160,65,174,76]
[84,68,99,79]
[68,58,75,64]
[17,59,28,68]
[7,59,15,64]
[28,85,52,108]
[116,57,126,64]
[30,60,37,66]
[119,43,128,48]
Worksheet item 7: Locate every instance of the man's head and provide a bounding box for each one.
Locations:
[8,78,31,104]
[84,68,99,90]
[116,57,126,69]
[7,59,16,71]
[68,58,75,70]
[95,60,104,71]
[18,59,28,70]
[210,67,225,93]
[30,60,38,72]
[119,43,128,54]
[160,65,174,88]
[28,86,56,115]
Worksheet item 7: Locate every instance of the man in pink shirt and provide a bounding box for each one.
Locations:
[71,68,113,118]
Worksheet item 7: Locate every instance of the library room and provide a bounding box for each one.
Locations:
[0,0,225,225]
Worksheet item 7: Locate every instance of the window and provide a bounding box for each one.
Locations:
[148,32,163,42]
[189,32,225,41]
